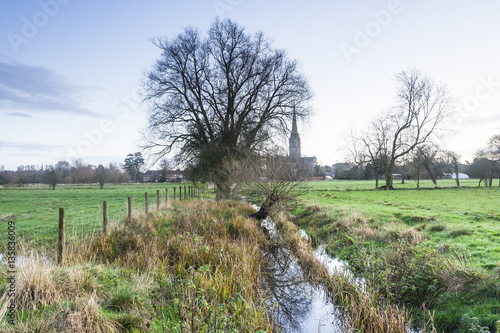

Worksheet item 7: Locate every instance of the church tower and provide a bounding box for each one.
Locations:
[289,110,301,158]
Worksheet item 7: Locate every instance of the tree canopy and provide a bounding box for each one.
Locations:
[124,152,145,182]
[142,19,312,198]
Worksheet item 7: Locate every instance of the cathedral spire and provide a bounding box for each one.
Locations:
[289,109,301,158]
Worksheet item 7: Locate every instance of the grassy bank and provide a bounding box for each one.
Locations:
[0,200,273,332]
[294,181,500,332]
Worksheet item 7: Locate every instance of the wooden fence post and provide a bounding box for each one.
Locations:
[179,186,182,200]
[127,197,132,219]
[157,190,160,210]
[184,185,187,200]
[58,208,65,265]
[165,188,169,204]
[145,192,149,214]
[174,187,176,200]
[103,201,108,235]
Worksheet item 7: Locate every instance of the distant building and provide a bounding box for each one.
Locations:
[288,110,317,175]
[142,169,186,182]
[443,172,469,179]
[289,111,301,159]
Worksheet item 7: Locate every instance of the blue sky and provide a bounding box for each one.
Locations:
[1,0,500,170]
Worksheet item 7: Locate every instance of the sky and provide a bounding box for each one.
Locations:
[1,0,499,170]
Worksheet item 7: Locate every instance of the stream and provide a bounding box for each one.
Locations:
[260,217,351,332]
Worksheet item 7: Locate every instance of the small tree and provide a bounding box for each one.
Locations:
[444,151,461,187]
[467,152,496,187]
[487,134,500,186]
[124,152,145,182]
[159,158,172,182]
[95,165,108,189]
[415,145,446,188]
[55,160,71,184]
[42,161,70,189]
[223,150,309,219]
[43,166,58,190]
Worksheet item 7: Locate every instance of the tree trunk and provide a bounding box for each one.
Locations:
[454,165,460,187]
[375,175,379,189]
[384,172,394,190]
[248,194,279,220]
[423,162,438,188]
[214,177,231,200]
[401,175,405,184]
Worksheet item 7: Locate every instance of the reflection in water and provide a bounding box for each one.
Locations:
[260,225,345,332]
[262,243,312,331]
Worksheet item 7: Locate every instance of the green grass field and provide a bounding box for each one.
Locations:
[0,183,204,249]
[299,179,500,271]
[2,179,499,269]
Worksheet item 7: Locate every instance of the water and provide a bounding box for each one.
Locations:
[262,241,345,332]
[313,245,366,291]
[260,218,346,332]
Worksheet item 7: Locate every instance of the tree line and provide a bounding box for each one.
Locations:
[0,152,183,189]
[338,134,500,188]
[0,160,129,189]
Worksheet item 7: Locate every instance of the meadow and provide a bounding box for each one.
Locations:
[0,183,206,249]
[300,179,500,271]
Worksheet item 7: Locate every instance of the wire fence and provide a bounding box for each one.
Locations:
[0,185,209,262]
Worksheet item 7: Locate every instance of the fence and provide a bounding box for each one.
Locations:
[1,184,207,263]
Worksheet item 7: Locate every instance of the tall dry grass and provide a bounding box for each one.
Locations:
[69,199,273,331]
[0,251,131,332]
[0,200,275,332]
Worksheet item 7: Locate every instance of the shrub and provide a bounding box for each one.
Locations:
[459,314,490,333]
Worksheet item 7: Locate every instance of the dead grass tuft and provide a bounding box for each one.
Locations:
[49,291,120,333]
[439,253,500,297]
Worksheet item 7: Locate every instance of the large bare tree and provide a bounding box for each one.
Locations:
[349,69,454,189]
[142,19,311,198]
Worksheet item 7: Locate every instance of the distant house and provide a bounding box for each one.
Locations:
[142,170,162,182]
[142,169,186,182]
[443,172,469,179]
[452,172,469,179]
